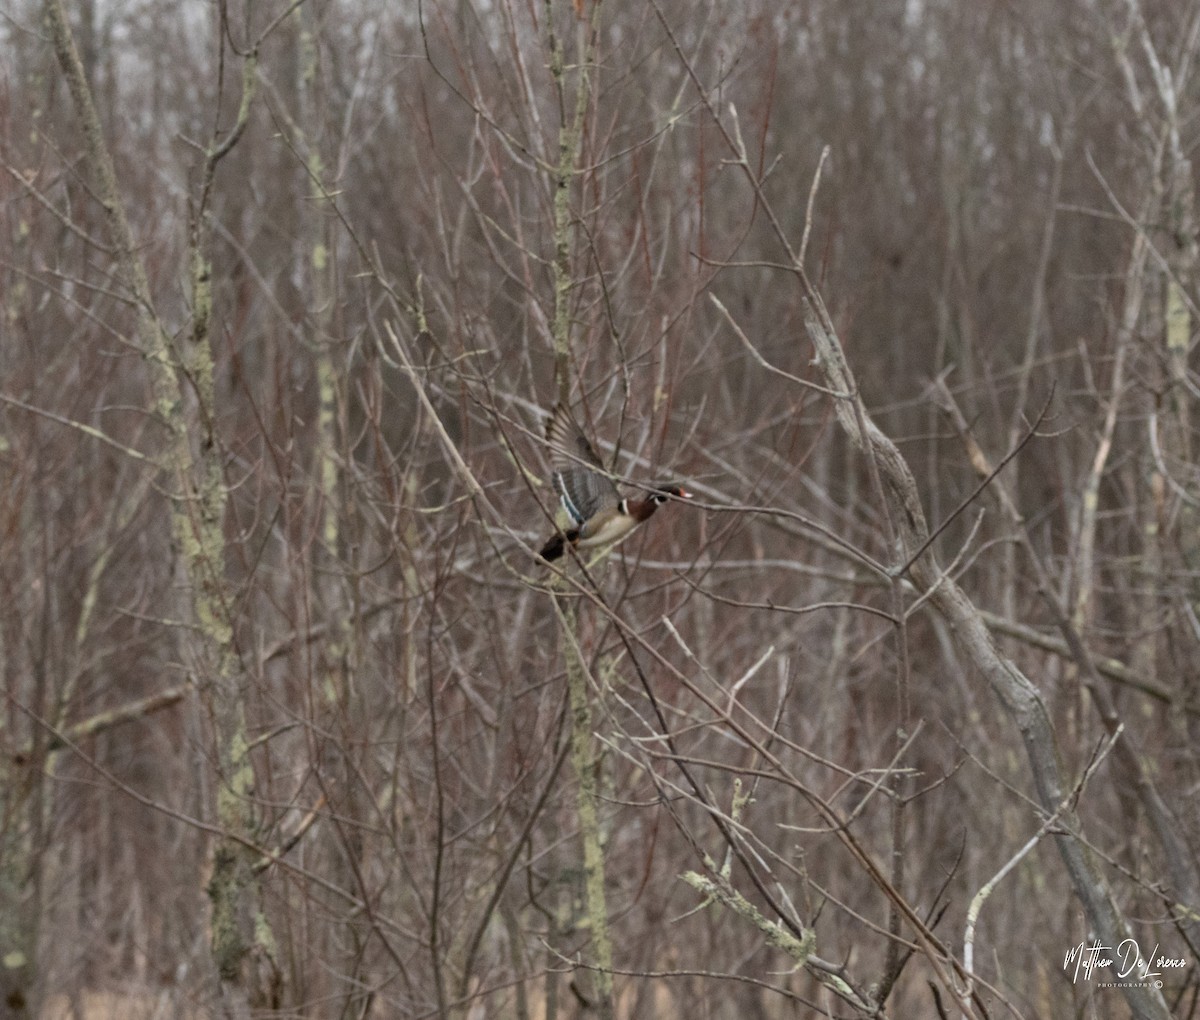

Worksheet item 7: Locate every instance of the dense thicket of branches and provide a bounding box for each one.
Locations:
[1,1,1198,1018]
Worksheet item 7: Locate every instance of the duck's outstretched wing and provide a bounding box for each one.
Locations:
[546,403,620,526]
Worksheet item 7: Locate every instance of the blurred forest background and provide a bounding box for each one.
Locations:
[1,1,1199,1018]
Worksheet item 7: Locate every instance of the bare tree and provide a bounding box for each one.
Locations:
[1,0,1197,1018]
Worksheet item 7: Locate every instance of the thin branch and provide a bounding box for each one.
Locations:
[0,388,157,465]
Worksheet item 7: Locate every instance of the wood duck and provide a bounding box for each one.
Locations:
[539,403,692,562]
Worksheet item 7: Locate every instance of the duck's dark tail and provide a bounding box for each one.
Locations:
[539,529,578,562]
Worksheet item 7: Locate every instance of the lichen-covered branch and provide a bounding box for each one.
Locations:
[559,603,615,1019]
[680,870,882,1015]
[544,2,615,1015]
[802,307,1173,1020]
[44,2,271,1014]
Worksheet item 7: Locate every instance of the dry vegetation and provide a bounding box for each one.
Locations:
[1,1,1199,1018]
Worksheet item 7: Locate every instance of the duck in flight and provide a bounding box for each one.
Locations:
[539,403,692,562]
